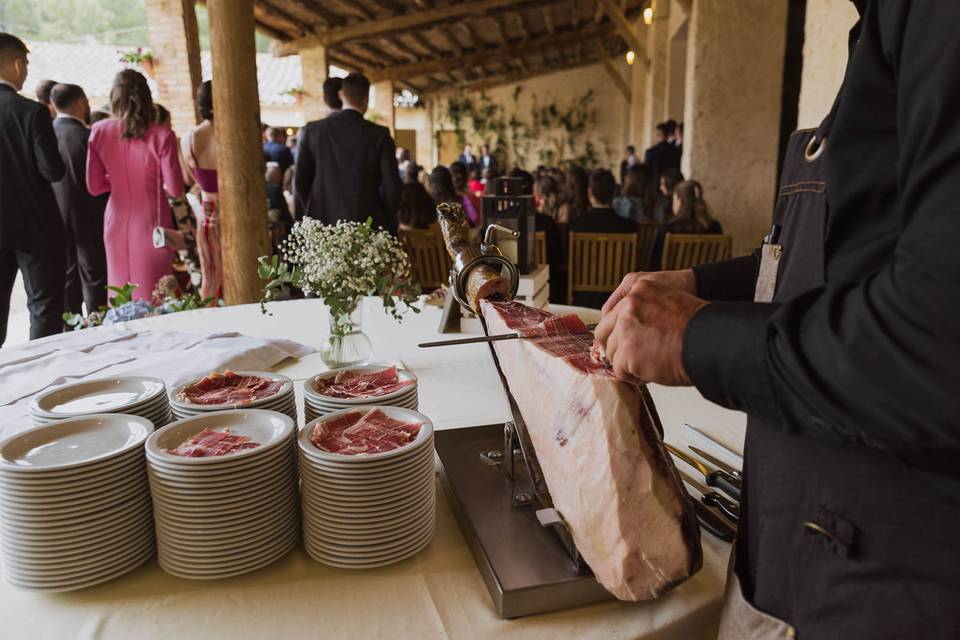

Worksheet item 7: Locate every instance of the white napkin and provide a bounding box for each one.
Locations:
[0,327,314,439]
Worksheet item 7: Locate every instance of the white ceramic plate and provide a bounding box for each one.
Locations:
[4,540,154,591]
[155,510,298,555]
[0,492,153,542]
[299,407,433,464]
[31,377,166,418]
[304,389,418,408]
[146,410,293,465]
[158,531,297,580]
[169,372,293,410]
[1,483,151,527]
[300,440,434,474]
[0,447,145,486]
[306,513,434,556]
[171,395,296,417]
[303,484,434,521]
[304,366,417,404]
[305,529,433,569]
[146,439,293,476]
[0,415,152,474]
[302,468,434,506]
[155,489,298,530]
[301,496,434,533]
[304,506,434,545]
[7,516,155,565]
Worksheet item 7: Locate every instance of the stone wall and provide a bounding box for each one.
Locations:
[797,0,858,128]
[146,0,202,136]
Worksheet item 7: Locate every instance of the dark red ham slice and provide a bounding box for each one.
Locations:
[310,408,422,455]
[166,428,260,457]
[313,366,415,399]
[178,370,285,406]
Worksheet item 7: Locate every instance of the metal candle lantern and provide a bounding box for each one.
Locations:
[481,177,536,275]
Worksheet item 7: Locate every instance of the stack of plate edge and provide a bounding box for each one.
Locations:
[146,410,300,580]
[169,372,297,425]
[302,368,418,425]
[30,377,171,428]
[298,407,436,569]
[0,415,156,592]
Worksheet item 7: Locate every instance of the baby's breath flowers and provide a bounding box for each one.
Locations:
[258,218,421,333]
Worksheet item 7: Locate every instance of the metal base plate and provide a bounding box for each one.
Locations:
[435,424,614,619]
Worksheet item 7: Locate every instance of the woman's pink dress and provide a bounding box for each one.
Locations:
[86,120,185,301]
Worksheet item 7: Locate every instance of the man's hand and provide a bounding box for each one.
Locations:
[601,269,696,315]
[595,278,708,386]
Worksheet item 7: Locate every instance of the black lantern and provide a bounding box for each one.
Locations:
[481,177,536,274]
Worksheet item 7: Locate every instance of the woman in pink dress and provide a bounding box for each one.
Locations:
[86,69,185,301]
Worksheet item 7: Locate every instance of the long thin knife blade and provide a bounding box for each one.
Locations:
[419,323,598,349]
[664,443,710,477]
[683,423,744,464]
[690,446,742,479]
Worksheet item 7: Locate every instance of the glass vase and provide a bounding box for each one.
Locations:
[320,301,372,368]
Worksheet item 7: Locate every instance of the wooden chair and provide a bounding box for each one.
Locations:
[566,232,638,305]
[660,233,733,271]
[535,230,547,266]
[636,221,660,271]
[398,226,451,291]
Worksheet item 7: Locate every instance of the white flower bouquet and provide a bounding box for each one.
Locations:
[258,218,421,337]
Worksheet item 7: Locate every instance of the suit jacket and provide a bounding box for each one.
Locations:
[0,84,65,252]
[643,141,681,187]
[479,153,497,173]
[52,116,107,247]
[457,153,477,171]
[294,109,400,232]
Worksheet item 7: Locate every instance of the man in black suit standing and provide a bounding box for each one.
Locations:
[50,83,107,316]
[479,144,497,174]
[295,72,401,232]
[0,34,66,346]
[643,122,682,190]
[457,143,477,173]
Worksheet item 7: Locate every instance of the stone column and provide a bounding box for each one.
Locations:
[683,0,788,255]
[299,44,329,123]
[628,49,648,149]
[207,0,272,305]
[146,0,202,136]
[414,100,435,170]
[640,11,670,150]
[797,0,858,128]
[372,81,396,136]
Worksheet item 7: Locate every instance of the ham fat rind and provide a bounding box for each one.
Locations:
[481,299,702,600]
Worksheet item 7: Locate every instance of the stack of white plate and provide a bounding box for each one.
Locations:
[146,410,299,580]
[303,366,418,424]
[30,377,171,428]
[169,371,296,424]
[299,406,436,569]
[0,414,155,591]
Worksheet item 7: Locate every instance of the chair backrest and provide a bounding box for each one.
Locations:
[567,231,638,305]
[636,221,660,271]
[398,226,451,291]
[535,230,547,266]
[660,233,733,271]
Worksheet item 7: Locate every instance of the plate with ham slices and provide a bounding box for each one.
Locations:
[169,371,296,424]
[144,410,300,580]
[303,365,418,424]
[297,406,436,569]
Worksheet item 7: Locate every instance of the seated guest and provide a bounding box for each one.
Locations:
[482,168,498,195]
[468,167,484,199]
[429,165,479,226]
[266,164,293,250]
[397,181,436,230]
[559,165,589,224]
[449,160,481,222]
[534,175,566,303]
[263,127,294,173]
[404,163,422,185]
[568,169,638,308]
[653,167,684,223]
[614,163,657,223]
[650,179,723,269]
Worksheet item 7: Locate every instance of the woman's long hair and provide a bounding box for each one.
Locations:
[110,69,155,139]
[561,165,590,222]
[428,165,458,203]
[536,175,561,220]
[671,180,715,232]
[197,80,214,122]
[622,163,656,214]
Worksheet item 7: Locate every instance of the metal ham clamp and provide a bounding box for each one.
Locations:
[429,202,701,619]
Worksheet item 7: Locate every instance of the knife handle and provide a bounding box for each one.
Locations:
[707,471,741,501]
[692,500,735,542]
[703,492,740,523]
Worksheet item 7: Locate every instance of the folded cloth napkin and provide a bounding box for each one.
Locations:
[0,327,314,440]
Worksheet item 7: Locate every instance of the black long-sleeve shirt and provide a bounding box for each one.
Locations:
[684,0,960,472]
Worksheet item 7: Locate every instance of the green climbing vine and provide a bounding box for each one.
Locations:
[437,86,610,170]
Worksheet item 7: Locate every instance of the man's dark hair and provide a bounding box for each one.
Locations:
[50,83,85,111]
[589,169,616,205]
[341,72,370,107]
[626,145,635,154]
[322,76,342,110]
[267,126,284,143]
[91,108,110,124]
[655,122,670,137]
[35,79,57,106]
[197,80,213,121]
[663,119,678,136]
[0,33,28,67]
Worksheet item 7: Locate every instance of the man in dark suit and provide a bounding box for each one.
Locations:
[479,144,497,174]
[457,143,477,173]
[0,34,66,346]
[50,83,107,316]
[643,122,681,189]
[568,169,638,309]
[263,127,294,174]
[294,72,401,232]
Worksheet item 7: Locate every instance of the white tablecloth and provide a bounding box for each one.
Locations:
[0,298,746,639]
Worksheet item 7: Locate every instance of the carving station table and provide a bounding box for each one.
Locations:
[0,298,746,640]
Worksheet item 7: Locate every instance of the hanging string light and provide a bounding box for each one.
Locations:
[642,0,655,26]
[625,50,637,65]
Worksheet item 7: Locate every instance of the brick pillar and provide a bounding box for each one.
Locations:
[372,80,395,136]
[683,0,788,255]
[146,0,202,135]
[299,44,328,123]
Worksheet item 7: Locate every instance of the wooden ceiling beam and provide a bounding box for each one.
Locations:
[275,0,566,54]
[260,0,338,28]
[594,41,632,103]
[422,54,602,95]
[595,0,641,53]
[369,22,614,82]
[254,0,311,37]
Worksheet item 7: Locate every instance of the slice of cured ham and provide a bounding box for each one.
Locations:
[314,366,415,399]
[310,408,422,456]
[178,371,285,406]
[167,428,260,457]
[481,298,701,601]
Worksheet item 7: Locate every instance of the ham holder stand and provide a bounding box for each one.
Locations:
[430,227,663,618]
